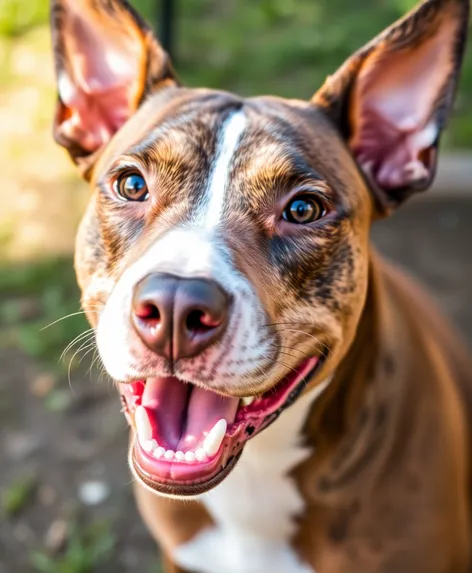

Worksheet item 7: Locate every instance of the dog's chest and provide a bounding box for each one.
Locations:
[173,385,328,573]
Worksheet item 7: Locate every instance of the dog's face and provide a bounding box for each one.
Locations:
[78,93,371,494]
[51,0,468,496]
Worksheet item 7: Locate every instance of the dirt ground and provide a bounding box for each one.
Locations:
[1,195,471,573]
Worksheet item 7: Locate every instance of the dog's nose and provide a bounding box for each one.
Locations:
[131,273,231,362]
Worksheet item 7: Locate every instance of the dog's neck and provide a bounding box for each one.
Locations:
[294,250,411,511]
[306,252,386,438]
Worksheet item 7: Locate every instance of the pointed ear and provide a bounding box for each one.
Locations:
[51,0,178,178]
[312,0,469,214]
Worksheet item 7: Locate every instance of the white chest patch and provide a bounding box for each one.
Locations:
[173,379,331,573]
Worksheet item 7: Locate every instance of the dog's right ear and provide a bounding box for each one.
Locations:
[50,0,177,178]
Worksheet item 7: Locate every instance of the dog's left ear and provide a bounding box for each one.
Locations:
[312,0,469,214]
[50,0,177,178]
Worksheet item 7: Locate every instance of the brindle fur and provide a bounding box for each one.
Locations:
[50,0,472,571]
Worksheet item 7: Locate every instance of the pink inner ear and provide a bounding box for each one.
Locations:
[350,21,456,189]
[58,5,145,152]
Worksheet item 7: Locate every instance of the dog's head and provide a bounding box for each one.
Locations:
[51,0,468,496]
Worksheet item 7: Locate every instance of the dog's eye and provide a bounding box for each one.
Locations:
[115,173,149,202]
[282,196,326,224]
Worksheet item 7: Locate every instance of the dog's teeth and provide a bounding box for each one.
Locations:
[241,396,255,406]
[153,446,166,459]
[142,439,158,453]
[164,450,175,460]
[135,406,153,443]
[195,448,208,462]
[184,451,196,463]
[203,419,227,457]
[175,451,185,462]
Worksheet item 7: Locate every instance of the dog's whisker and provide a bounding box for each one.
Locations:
[90,352,110,387]
[41,310,99,331]
[268,323,322,334]
[270,360,301,380]
[68,337,95,367]
[270,344,314,360]
[78,342,97,365]
[88,349,103,378]
[277,350,306,363]
[265,321,320,328]
[87,349,98,379]
[60,329,95,362]
[272,328,329,351]
[66,337,96,388]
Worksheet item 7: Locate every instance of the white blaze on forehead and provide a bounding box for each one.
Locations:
[126,228,220,279]
[201,110,247,230]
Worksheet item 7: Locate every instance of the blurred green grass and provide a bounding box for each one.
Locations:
[30,519,116,573]
[0,258,88,372]
[1,473,37,517]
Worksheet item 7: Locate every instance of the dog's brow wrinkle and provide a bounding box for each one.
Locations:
[200,111,246,230]
[125,140,156,160]
[122,126,171,164]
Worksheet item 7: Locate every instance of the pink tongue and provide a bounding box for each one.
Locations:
[142,377,239,451]
[142,377,189,448]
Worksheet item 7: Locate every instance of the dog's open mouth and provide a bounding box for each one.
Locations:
[120,356,321,496]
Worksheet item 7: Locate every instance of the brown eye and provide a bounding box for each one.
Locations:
[282,195,326,224]
[115,173,149,202]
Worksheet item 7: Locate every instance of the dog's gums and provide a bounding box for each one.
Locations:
[120,356,321,495]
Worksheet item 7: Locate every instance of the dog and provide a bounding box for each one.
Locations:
[50,0,472,571]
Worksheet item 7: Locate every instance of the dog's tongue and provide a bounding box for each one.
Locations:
[141,377,239,451]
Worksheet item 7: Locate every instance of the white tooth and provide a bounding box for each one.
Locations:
[153,446,165,459]
[184,451,196,463]
[164,450,175,460]
[242,396,255,406]
[175,451,185,462]
[142,439,158,453]
[135,406,153,443]
[203,419,227,457]
[195,448,208,462]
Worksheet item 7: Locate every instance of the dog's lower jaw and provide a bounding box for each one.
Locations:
[130,446,243,499]
[123,356,325,498]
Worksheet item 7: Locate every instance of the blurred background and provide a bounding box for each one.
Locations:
[0,0,471,571]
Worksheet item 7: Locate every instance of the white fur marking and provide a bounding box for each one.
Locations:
[173,378,332,573]
[96,228,271,383]
[202,111,246,230]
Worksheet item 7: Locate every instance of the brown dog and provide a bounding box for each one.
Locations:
[50,0,472,571]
